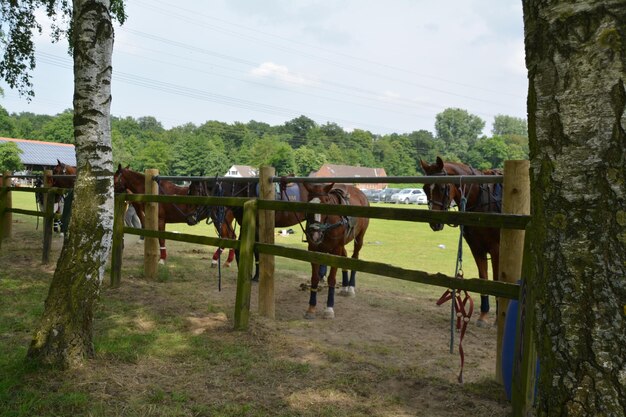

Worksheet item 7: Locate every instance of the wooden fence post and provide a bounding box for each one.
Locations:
[234,199,257,330]
[42,170,54,265]
[0,171,12,244]
[258,166,275,318]
[110,193,126,287]
[144,169,159,280]
[496,160,530,383]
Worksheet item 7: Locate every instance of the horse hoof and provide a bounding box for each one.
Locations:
[304,311,316,320]
[339,287,350,296]
[476,319,492,328]
[322,308,335,319]
[347,286,356,297]
[224,263,231,268]
[158,259,165,265]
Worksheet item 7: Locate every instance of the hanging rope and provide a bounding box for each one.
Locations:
[436,180,474,383]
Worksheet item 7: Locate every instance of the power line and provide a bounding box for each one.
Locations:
[35,51,408,133]
[120,26,520,111]
[136,0,524,99]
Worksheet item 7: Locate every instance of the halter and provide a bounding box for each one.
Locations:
[304,188,351,246]
[426,170,453,211]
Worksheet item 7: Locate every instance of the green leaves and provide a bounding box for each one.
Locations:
[0,140,23,172]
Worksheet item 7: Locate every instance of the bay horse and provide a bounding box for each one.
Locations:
[419,156,502,326]
[50,160,77,233]
[187,176,315,281]
[210,208,236,268]
[303,182,369,319]
[113,165,214,263]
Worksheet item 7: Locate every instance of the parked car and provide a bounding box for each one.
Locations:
[379,188,401,203]
[390,188,416,204]
[407,188,428,205]
[359,188,381,203]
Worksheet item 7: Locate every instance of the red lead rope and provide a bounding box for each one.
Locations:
[436,286,474,383]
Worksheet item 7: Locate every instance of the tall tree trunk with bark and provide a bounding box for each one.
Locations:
[27,0,114,368]
[523,1,626,415]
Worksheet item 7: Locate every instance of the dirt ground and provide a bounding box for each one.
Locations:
[6,227,512,417]
[85,233,511,417]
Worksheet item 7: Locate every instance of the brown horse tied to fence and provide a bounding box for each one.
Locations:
[187,176,316,281]
[113,165,218,263]
[49,160,77,232]
[420,156,502,326]
[303,183,369,320]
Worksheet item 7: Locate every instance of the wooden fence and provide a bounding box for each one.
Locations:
[0,162,535,415]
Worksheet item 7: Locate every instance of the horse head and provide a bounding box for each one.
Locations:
[113,164,131,194]
[419,156,465,231]
[303,182,337,246]
[51,160,77,193]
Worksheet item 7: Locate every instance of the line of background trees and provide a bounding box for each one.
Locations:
[0,104,528,176]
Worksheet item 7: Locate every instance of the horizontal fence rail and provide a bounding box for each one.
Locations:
[258,200,530,230]
[125,227,239,250]
[123,193,250,207]
[155,175,503,185]
[256,243,520,300]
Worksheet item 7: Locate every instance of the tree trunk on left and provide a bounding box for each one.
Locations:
[27,0,114,369]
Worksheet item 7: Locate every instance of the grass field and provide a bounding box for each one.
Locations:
[7,189,482,280]
[0,189,506,417]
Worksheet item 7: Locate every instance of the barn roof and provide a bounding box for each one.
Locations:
[0,137,76,168]
[311,164,387,178]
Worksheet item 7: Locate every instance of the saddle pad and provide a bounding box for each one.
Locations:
[254,182,300,201]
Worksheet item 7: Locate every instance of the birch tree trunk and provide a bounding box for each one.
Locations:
[27,0,115,368]
[523,1,626,415]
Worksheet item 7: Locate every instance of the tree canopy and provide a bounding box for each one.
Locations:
[0,110,529,175]
[0,141,23,172]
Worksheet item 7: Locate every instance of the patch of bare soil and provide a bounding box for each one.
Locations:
[81,236,511,417]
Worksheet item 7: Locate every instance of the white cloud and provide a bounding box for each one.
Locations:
[249,62,315,86]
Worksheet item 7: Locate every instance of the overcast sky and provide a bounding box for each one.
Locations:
[1,0,528,136]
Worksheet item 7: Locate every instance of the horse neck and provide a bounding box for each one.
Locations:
[123,170,146,194]
[297,182,309,202]
[445,163,478,211]
[159,180,188,196]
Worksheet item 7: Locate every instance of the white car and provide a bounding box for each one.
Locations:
[408,189,428,205]
[390,188,417,204]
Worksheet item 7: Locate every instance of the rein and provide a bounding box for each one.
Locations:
[435,187,473,384]
[153,176,199,221]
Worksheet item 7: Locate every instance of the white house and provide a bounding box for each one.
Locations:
[225,165,257,178]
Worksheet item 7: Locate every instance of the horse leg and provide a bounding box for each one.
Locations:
[339,246,353,297]
[491,246,500,324]
[233,233,259,281]
[211,248,222,267]
[305,262,322,319]
[158,218,166,264]
[225,248,235,267]
[322,260,339,319]
[348,230,367,296]
[469,245,491,325]
[252,247,260,282]
[220,221,236,267]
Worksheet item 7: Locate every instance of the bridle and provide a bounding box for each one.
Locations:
[304,188,349,246]
[425,169,454,211]
[188,179,237,237]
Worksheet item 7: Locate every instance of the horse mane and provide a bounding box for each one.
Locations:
[445,161,500,176]
[120,168,189,194]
